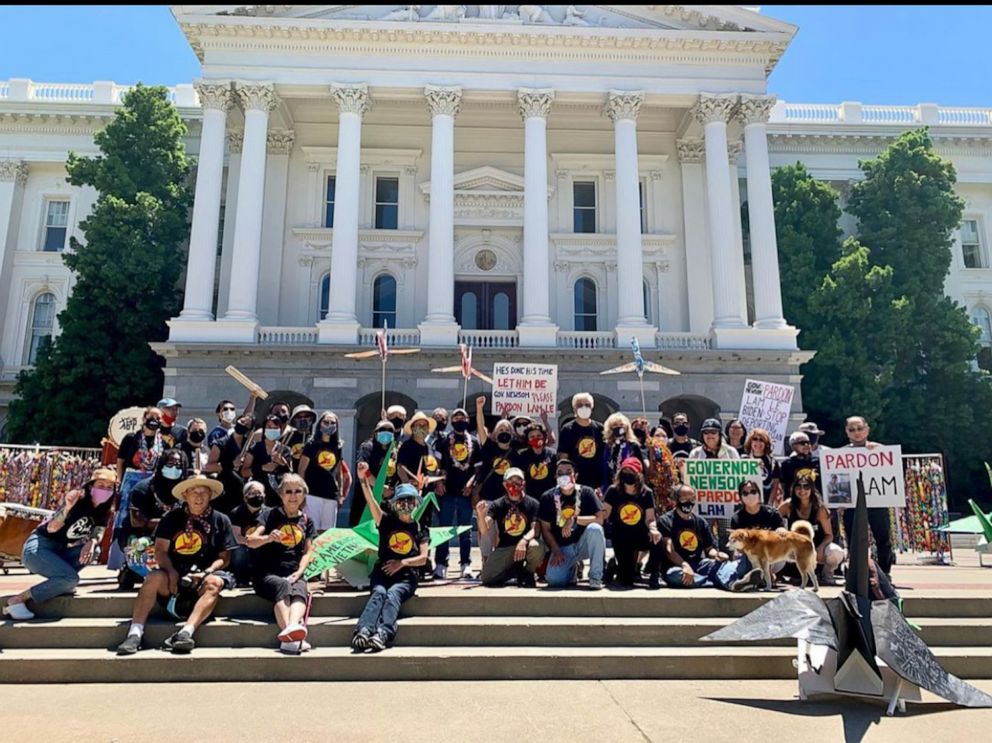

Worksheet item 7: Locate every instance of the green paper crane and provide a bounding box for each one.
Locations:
[304,440,471,580]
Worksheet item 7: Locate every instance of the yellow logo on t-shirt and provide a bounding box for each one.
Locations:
[275,524,304,548]
[619,503,643,526]
[317,450,337,470]
[504,511,527,537]
[424,455,439,473]
[388,531,414,556]
[452,443,469,462]
[561,506,576,521]
[577,437,597,459]
[291,443,304,459]
[494,458,510,476]
[678,530,699,553]
[530,461,549,481]
[174,531,204,556]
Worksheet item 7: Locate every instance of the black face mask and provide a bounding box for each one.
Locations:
[388,417,405,431]
[189,430,205,444]
[435,419,447,430]
[633,429,647,443]
[451,420,469,433]
[496,432,513,445]
[674,424,689,437]
[612,427,626,439]
[275,412,290,423]
[234,422,251,436]
[144,419,160,431]
[246,494,264,508]
[677,501,695,514]
[807,434,819,446]
[620,472,638,486]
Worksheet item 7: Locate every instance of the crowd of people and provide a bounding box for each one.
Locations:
[1,390,895,656]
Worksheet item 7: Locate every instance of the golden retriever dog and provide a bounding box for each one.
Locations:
[727,521,818,591]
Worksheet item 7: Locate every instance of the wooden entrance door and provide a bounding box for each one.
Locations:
[454,281,517,330]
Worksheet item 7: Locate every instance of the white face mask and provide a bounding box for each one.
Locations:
[576,406,592,420]
[557,474,574,490]
[222,410,237,423]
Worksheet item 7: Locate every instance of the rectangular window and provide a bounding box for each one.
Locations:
[962,219,984,268]
[324,176,336,228]
[374,177,399,230]
[43,200,69,252]
[639,180,646,234]
[573,181,597,233]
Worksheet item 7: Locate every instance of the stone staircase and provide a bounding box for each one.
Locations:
[3,587,992,684]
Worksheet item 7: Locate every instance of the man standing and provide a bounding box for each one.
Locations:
[556,393,605,492]
[841,415,894,575]
[667,412,700,461]
[157,398,188,449]
[779,431,819,495]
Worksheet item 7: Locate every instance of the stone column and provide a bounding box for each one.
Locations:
[739,94,790,331]
[607,90,655,348]
[318,83,370,344]
[728,140,749,323]
[694,93,747,337]
[419,85,462,347]
[176,81,232,324]
[257,129,294,325]
[517,88,558,347]
[222,83,278,339]
[676,139,712,334]
[215,131,242,317]
[0,160,29,361]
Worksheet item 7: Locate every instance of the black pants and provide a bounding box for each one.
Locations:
[843,507,894,575]
[612,533,648,584]
[253,573,308,604]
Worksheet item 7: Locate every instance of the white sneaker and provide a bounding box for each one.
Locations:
[280,640,312,654]
[433,565,447,580]
[278,623,307,643]
[2,601,34,620]
[588,579,604,590]
[460,564,477,580]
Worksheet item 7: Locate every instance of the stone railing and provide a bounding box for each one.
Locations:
[655,332,712,350]
[257,326,318,345]
[556,331,616,350]
[770,100,992,127]
[0,79,199,107]
[357,327,421,346]
[458,330,519,348]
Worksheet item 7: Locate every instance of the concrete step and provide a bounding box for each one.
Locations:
[4,616,990,650]
[29,589,992,620]
[4,645,992,684]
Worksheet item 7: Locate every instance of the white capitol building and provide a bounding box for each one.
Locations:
[2,5,992,457]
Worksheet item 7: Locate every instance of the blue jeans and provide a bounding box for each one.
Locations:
[435,495,472,568]
[355,570,417,642]
[546,523,606,587]
[664,557,721,588]
[21,532,84,605]
[712,555,753,591]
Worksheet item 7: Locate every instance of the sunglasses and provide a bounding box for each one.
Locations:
[283,489,305,495]
[847,426,867,432]
[795,483,812,490]
[221,406,236,412]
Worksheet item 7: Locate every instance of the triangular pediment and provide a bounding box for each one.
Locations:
[420,166,525,196]
[173,5,796,35]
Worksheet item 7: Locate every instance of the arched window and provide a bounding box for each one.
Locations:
[27,292,56,364]
[318,273,330,321]
[573,277,598,332]
[492,289,511,330]
[972,306,992,371]
[643,279,651,324]
[372,274,397,328]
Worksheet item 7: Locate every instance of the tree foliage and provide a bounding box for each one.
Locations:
[7,84,191,446]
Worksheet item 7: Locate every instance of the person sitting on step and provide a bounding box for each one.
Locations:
[350,472,429,653]
[479,468,546,587]
[3,467,118,620]
[115,474,237,656]
[538,458,607,589]
[648,484,729,589]
[246,474,317,654]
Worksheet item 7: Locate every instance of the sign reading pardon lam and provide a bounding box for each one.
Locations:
[737,379,795,456]
[685,458,762,519]
[491,363,558,417]
[818,445,906,509]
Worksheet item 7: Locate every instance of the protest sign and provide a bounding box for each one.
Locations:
[685,458,762,519]
[491,363,558,417]
[819,445,905,509]
[737,379,795,455]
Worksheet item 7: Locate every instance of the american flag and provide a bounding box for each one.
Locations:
[376,321,389,362]
[631,337,645,376]
[460,343,472,379]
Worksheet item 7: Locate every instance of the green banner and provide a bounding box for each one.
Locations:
[684,458,762,519]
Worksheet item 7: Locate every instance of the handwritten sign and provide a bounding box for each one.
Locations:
[491,363,558,417]
[108,407,147,447]
[685,458,762,519]
[737,379,795,456]
[819,445,905,509]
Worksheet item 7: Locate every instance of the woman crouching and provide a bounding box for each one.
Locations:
[246,474,316,654]
[351,462,428,653]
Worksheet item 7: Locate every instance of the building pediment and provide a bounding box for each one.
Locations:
[419,166,554,226]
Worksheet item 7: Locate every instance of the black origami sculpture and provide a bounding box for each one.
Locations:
[702,472,992,712]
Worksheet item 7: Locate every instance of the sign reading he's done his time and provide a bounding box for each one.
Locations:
[685,458,762,519]
[491,363,558,417]
[737,379,795,456]
[818,445,905,509]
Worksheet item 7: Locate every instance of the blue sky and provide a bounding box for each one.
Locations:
[1,5,990,107]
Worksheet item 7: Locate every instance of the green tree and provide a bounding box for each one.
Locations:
[771,162,844,338]
[7,84,191,446]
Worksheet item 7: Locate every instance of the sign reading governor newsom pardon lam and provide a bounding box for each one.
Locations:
[818,445,906,509]
[685,459,762,519]
[491,363,558,417]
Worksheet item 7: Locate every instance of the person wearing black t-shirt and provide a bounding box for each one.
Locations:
[204,412,255,514]
[667,411,700,461]
[398,411,444,580]
[351,421,397,526]
[712,481,789,592]
[779,431,819,495]
[228,479,270,585]
[247,474,317,654]
[116,475,237,656]
[350,476,429,653]
[538,458,607,588]
[479,468,546,587]
[156,397,189,450]
[241,415,292,507]
[650,484,728,589]
[473,419,518,562]
[514,423,557,499]
[556,392,606,491]
[435,408,481,580]
[602,457,660,587]
[299,411,351,532]
[4,468,119,621]
[116,407,166,481]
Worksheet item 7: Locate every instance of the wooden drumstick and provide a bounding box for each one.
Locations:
[225,366,269,400]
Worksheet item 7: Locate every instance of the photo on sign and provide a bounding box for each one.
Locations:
[824,472,852,506]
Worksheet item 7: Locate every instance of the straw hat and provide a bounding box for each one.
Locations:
[403,411,437,436]
[172,474,224,502]
[87,467,118,486]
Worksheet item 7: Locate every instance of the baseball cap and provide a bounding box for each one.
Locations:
[393,483,419,501]
[799,421,825,436]
[619,456,643,474]
[157,398,182,408]
[700,418,722,433]
[503,467,526,482]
